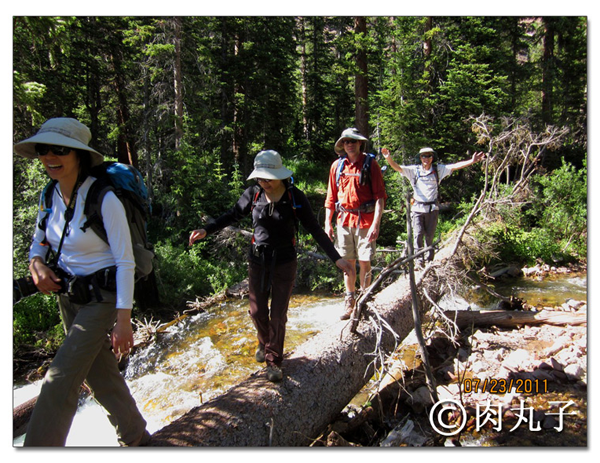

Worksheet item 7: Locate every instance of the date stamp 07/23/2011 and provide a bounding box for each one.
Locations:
[428,378,579,437]
[460,377,548,395]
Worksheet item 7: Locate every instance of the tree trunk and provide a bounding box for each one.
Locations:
[148,273,434,446]
[108,32,139,168]
[354,16,369,137]
[173,17,184,150]
[444,309,586,329]
[542,17,555,124]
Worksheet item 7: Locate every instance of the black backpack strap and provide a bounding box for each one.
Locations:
[359,153,375,187]
[38,180,57,229]
[38,180,58,248]
[81,178,114,244]
[286,184,300,244]
[250,185,262,245]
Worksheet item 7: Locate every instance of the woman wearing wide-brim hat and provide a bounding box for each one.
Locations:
[189,150,353,382]
[14,117,149,446]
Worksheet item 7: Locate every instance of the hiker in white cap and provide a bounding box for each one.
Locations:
[190,150,353,382]
[14,117,149,446]
[325,128,387,321]
[382,146,486,265]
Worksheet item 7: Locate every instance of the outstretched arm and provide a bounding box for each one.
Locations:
[447,151,487,172]
[381,148,403,173]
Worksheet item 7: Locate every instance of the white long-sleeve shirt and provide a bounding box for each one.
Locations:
[29,176,135,308]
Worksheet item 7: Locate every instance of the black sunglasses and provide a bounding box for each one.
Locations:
[343,139,358,145]
[35,144,73,156]
[420,153,433,158]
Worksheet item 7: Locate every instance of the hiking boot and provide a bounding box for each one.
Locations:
[255,344,265,363]
[340,294,355,320]
[266,365,283,382]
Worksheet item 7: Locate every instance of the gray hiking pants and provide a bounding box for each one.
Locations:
[412,208,439,262]
[23,289,147,446]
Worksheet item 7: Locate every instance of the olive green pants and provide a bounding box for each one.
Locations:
[23,289,147,446]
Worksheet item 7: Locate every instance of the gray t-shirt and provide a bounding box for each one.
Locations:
[401,164,452,212]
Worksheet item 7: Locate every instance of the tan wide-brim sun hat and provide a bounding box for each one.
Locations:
[247,150,294,181]
[334,127,368,155]
[14,117,104,167]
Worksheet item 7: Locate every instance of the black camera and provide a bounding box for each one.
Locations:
[13,263,68,304]
[13,275,39,304]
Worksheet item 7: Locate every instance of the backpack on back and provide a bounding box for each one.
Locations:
[335,153,383,213]
[335,152,377,188]
[40,161,154,282]
[412,163,441,203]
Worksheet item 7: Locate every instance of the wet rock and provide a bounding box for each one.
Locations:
[531,368,554,382]
[564,364,585,380]
[408,385,435,413]
[380,418,428,447]
[549,357,565,372]
[457,347,469,362]
[437,383,460,402]
[562,299,585,311]
[483,348,506,363]
[542,415,560,430]
[549,370,568,382]
[545,337,571,357]
[503,349,533,371]
[537,361,553,370]
[470,359,488,374]
[522,265,542,277]
[326,430,355,447]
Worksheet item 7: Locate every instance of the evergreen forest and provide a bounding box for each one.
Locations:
[12,16,587,351]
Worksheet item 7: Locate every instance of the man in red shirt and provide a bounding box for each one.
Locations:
[325,128,387,320]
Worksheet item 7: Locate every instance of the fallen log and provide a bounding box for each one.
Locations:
[443,309,587,329]
[13,397,36,437]
[148,272,438,446]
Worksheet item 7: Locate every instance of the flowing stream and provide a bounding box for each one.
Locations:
[13,273,587,446]
[13,293,342,446]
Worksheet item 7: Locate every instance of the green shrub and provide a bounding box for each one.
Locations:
[152,240,249,308]
[530,157,587,259]
[13,293,62,348]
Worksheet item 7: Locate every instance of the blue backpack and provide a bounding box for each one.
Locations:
[39,161,154,281]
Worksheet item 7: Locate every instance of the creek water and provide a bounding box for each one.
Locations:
[13,273,587,447]
[13,293,342,446]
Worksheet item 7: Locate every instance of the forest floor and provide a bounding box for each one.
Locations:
[321,266,588,447]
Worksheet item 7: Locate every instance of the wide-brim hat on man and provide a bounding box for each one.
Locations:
[334,127,368,155]
[247,150,294,181]
[419,147,436,157]
[14,117,104,167]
